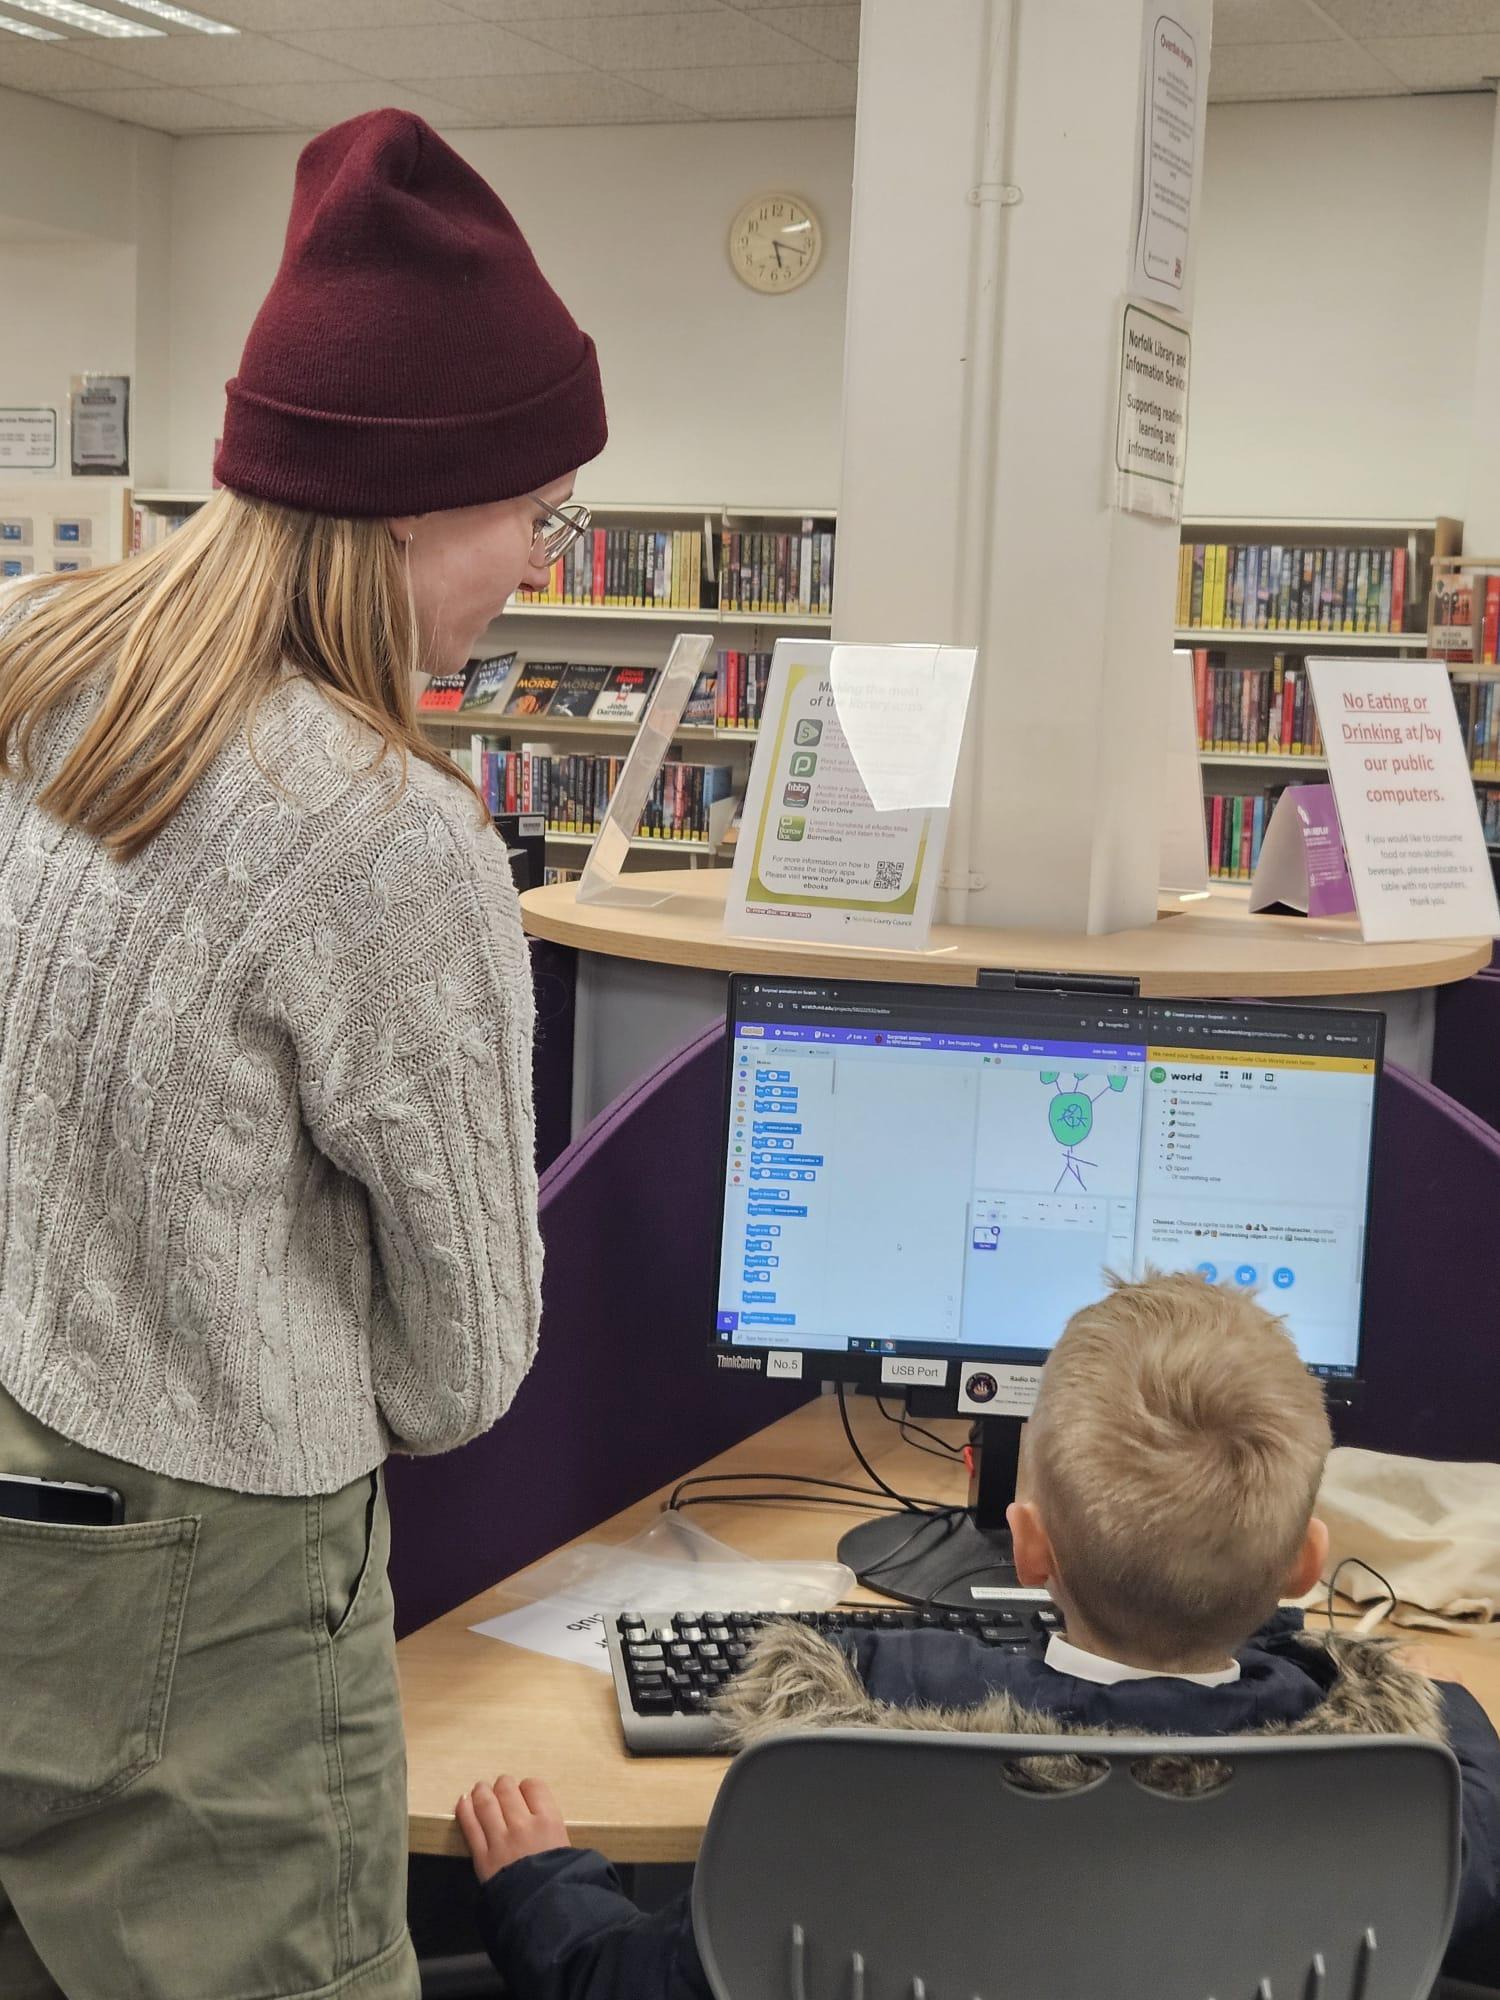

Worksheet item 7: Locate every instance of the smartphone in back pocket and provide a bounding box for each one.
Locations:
[0,1474,125,1525]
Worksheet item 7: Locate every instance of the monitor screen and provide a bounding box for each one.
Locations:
[713,976,1382,1385]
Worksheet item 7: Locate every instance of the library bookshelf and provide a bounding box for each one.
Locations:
[1177,516,1459,885]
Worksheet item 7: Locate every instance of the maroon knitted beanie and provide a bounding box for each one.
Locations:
[215,110,606,517]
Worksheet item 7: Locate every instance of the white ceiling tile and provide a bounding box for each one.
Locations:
[750,5,856,60]
[283,20,584,77]
[453,0,723,16]
[1360,30,1500,85]
[1206,38,1407,98]
[429,65,689,119]
[1316,0,1500,31]
[204,76,472,123]
[512,8,819,68]
[1212,0,1341,45]
[648,55,852,110]
[47,82,279,129]
[0,40,138,86]
[207,0,468,23]
[85,30,362,85]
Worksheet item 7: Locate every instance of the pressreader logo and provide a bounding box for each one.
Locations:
[717,1352,763,1372]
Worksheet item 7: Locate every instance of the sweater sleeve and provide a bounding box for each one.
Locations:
[281,792,542,1457]
[477,1850,710,2000]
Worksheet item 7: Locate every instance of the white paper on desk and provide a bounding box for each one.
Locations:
[470,1597,614,1675]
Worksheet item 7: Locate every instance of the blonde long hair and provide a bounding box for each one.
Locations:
[0,489,475,860]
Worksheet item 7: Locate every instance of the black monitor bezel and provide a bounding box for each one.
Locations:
[710,972,1384,1398]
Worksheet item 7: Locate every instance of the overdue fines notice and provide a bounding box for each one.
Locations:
[1308,656,1500,942]
[1114,304,1189,522]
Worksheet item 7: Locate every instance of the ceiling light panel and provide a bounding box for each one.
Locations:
[0,8,63,33]
[7,0,164,32]
[119,0,237,30]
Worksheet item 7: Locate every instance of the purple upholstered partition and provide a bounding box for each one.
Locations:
[1340,1062,1500,1461]
[386,1021,812,1639]
[1433,971,1500,1133]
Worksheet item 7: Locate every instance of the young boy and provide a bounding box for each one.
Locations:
[458,1274,1500,1998]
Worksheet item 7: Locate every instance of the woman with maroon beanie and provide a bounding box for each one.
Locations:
[0,110,604,1999]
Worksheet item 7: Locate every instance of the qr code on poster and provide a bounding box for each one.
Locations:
[873,859,904,892]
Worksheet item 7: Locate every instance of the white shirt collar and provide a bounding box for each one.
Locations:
[1045,1631,1242,1688]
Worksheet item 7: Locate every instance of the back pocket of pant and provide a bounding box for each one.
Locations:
[0,1513,198,1821]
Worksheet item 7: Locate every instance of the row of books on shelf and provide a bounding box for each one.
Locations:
[519,527,708,609]
[128,504,196,552]
[1430,569,1500,664]
[718,526,835,615]
[1177,542,1407,635]
[1450,677,1500,780]
[457,739,738,843]
[1205,789,1273,883]
[1473,784,1500,847]
[1191,650,1325,757]
[416,649,775,730]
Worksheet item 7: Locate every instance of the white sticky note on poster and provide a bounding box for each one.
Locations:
[829,643,976,812]
[1308,655,1500,943]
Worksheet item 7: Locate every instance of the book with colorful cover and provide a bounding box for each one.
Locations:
[548,661,613,718]
[591,665,657,723]
[459,651,518,712]
[684,666,718,725]
[417,671,469,713]
[504,661,565,717]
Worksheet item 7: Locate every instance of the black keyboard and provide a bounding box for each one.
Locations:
[607,1604,1061,1755]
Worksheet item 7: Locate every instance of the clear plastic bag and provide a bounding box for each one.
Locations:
[508,1509,853,1615]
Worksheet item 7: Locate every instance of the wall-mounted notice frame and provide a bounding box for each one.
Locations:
[69,374,130,476]
[0,410,57,472]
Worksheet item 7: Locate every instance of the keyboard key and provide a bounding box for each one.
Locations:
[627,1643,665,1662]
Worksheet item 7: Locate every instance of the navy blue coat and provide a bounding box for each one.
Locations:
[477,1614,1500,2000]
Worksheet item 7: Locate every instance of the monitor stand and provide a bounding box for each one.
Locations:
[836,1414,1031,1611]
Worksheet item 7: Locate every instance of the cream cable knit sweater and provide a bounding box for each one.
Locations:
[0,620,541,1495]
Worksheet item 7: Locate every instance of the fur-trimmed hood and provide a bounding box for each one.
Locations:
[715,1619,1446,1794]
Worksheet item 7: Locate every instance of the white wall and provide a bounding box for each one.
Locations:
[0,86,172,495]
[2,86,1496,528]
[1185,92,1493,521]
[167,119,855,506]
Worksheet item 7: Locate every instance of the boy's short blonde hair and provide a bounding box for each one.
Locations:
[1022,1271,1331,1662]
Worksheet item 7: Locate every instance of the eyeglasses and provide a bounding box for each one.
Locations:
[530,496,591,565]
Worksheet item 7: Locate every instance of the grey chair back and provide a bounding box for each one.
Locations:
[692,1729,1460,2000]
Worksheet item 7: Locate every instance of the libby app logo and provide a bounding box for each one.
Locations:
[782,780,811,807]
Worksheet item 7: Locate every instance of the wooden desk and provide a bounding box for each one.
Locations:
[398,1399,1500,1864]
[521,871,1488,999]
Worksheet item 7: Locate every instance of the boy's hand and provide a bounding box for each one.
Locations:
[456,1776,571,1884]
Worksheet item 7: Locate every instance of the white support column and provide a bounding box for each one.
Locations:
[1464,93,1500,557]
[834,0,1205,934]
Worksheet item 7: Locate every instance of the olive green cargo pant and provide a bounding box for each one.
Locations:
[0,1384,420,1999]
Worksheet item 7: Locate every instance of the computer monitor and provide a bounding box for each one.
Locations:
[711,973,1383,1606]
